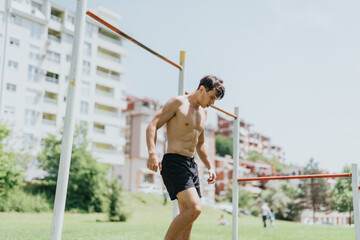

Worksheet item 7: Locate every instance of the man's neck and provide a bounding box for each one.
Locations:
[188,91,200,109]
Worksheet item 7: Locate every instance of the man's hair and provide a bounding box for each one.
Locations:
[197,75,225,100]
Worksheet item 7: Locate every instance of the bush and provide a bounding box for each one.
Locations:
[0,189,51,212]
[108,180,128,222]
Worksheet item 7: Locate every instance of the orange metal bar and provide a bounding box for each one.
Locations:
[86,11,183,70]
[185,91,237,119]
[237,173,352,182]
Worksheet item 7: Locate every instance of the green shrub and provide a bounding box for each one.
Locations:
[0,189,51,212]
[108,180,128,222]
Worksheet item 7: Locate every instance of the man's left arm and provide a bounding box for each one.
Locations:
[196,130,216,184]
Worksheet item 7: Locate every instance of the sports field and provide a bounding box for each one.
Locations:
[0,192,354,240]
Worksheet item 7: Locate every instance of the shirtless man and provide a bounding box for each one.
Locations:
[146,75,225,240]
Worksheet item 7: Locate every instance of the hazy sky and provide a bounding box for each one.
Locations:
[55,0,360,173]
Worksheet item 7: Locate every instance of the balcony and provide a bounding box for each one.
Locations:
[95,84,114,98]
[96,66,120,81]
[98,47,121,63]
[98,51,120,63]
[98,29,122,46]
[94,109,118,117]
[48,29,61,43]
[92,142,117,154]
[93,123,105,134]
[44,91,58,104]
[50,15,62,23]
[45,76,59,84]
[47,34,61,43]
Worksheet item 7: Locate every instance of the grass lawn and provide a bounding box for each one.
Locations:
[0,192,354,240]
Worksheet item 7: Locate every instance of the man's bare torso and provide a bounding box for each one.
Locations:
[166,96,206,157]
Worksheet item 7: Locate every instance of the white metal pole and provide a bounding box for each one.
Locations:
[351,163,360,240]
[0,0,10,117]
[232,107,239,240]
[49,1,86,240]
[173,51,186,219]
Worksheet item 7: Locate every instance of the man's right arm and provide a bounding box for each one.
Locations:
[146,97,182,172]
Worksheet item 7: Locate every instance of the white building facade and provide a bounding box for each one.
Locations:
[0,0,127,179]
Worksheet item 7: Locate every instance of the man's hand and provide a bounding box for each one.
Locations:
[147,153,161,172]
[207,168,216,184]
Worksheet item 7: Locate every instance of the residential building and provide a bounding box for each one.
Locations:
[0,0,127,179]
[301,209,351,226]
[217,115,283,161]
[118,95,165,192]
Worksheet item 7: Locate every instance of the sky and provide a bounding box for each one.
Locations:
[55,0,360,173]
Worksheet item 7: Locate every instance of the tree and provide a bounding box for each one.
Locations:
[246,151,285,172]
[298,158,329,223]
[37,123,109,212]
[215,135,233,157]
[0,123,25,196]
[261,181,291,219]
[330,165,353,225]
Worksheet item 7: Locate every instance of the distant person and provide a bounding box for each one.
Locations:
[269,209,275,227]
[218,214,228,226]
[261,203,271,228]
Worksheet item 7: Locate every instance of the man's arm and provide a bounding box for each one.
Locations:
[146,97,181,172]
[196,130,216,184]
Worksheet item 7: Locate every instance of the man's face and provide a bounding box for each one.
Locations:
[200,88,218,108]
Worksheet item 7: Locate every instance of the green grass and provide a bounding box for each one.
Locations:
[0,192,354,240]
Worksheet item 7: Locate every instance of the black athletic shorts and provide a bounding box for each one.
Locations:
[160,153,202,201]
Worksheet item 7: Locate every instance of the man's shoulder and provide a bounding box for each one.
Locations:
[166,95,187,107]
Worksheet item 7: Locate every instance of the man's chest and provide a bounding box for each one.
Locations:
[176,105,205,131]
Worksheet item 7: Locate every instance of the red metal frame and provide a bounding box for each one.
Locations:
[86,11,182,70]
[237,173,352,182]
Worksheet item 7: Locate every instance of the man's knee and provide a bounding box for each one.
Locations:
[189,203,202,221]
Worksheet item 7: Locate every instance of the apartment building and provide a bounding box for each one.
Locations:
[118,95,165,192]
[217,115,283,161]
[119,95,217,204]
[0,0,127,179]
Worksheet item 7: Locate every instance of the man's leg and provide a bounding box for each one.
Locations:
[164,187,201,240]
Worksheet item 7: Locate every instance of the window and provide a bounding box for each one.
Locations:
[4,106,15,116]
[66,54,72,62]
[27,65,39,82]
[67,15,75,25]
[9,37,20,47]
[83,42,91,57]
[46,50,60,63]
[29,45,40,60]
[30,22,42,39]
[0,11,4,22]
[80,101,88,115]
[8,60,19,70]
[45,72,59,84]
[26,89,40,104]
[6,83,16,92]
[85,23,92,38]
[24,109,36,126]
[31,1,42,11]
[10,15,22,26]
[64,34,73,44]
[82,61,90,75]
[81,81,90,96]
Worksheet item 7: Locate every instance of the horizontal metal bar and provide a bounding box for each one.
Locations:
[237,173,352,182]
[86,11,183,70]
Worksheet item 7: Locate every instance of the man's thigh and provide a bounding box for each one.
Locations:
[176,187,201,212]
